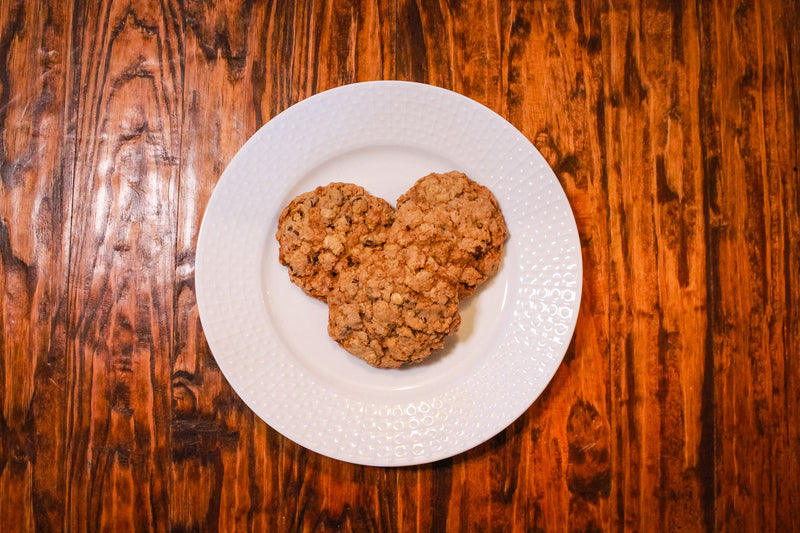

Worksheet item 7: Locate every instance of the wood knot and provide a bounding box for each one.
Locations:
[566,399,610,502]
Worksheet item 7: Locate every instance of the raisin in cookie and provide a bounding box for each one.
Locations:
[327,243,461,368]
[276,183,394,301]
[391,171,509,298]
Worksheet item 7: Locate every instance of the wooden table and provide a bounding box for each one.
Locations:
[2,0,798,531]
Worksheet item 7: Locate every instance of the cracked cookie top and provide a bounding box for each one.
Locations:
[391,171,509,298]
[276,183,395,301]
[327,243,461,368]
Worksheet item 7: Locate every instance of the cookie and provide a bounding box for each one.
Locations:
[327,243,461,368]
[391,171,508,298]
[276,183,395,301]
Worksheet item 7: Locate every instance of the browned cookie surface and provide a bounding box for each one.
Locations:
[276,183,394,301]
[392,171,509,298]
[327,243,461,368]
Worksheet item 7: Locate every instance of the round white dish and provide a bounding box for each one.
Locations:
[195,81,582,466]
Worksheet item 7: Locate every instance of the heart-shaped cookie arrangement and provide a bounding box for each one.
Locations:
[276,171,509,368]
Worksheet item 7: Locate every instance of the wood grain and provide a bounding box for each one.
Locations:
[698,0,800,529]
[173,1,295,531]
[65,0,182,530]
[604,1,710,530]
[293,0,394,98]
[0,1,73,531]
[0,0,798,531]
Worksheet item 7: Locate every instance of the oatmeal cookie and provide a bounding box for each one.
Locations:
[327,243,461,368]
[391,171,509,298]
[276,183,394,301]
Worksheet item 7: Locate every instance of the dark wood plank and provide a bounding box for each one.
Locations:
[0,1,74,531]
[172,1,296,530]
[292,0,394,99]
[603,1,711,530]
[396,0,502,110]
[698,0,800,530]
[64,0,182,530]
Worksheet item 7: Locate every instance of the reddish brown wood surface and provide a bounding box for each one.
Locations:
[1,0,798,531]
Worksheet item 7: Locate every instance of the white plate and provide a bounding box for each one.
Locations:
[196,81,582,466]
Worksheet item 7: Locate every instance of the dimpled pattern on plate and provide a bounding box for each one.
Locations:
[195,81,582,466]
